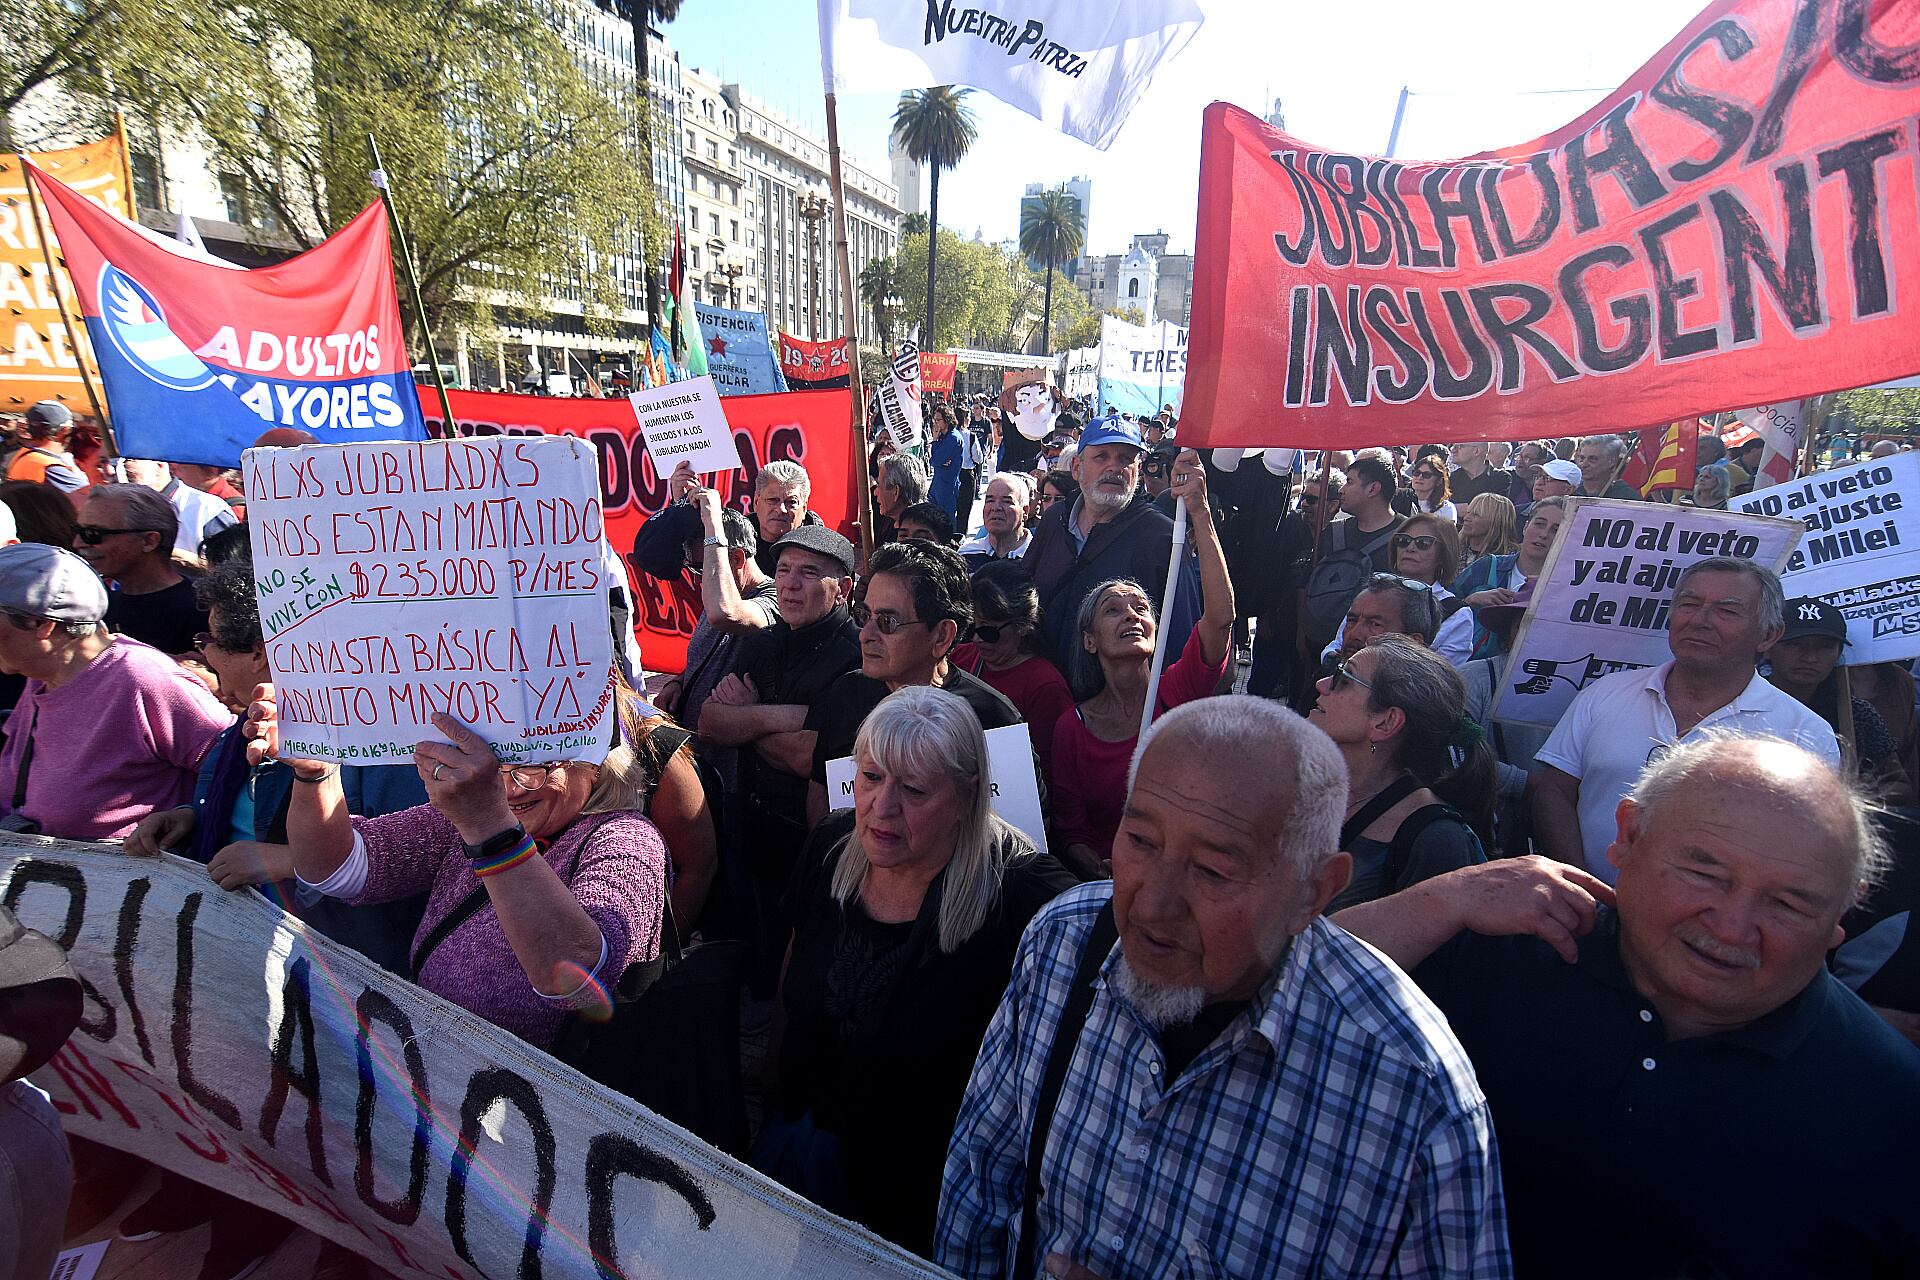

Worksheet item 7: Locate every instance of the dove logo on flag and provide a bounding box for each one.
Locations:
[97,264,218,392]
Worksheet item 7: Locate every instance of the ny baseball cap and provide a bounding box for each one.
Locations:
[0,544,108,624]
[772,524,856,576]
[1780,597,1849,645]
[1078,416,1144,453]
[1540,459,1583,485]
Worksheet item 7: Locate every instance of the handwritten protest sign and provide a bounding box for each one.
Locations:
[0,839,948,1280]
[1732,451,1920,663]
[1493,499,1800,727]
[244,437,615,766]
[628,376,743,477]
[826,723,1048,853]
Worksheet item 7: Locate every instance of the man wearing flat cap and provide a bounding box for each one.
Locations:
[0,544,227,840]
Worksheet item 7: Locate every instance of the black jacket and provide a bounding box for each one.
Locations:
[1023,492,1201,659]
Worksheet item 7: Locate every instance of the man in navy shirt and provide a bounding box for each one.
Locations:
[1336,734,1920,1279]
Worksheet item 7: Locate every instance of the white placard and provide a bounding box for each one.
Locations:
[49,1241,108,1280]
[628,375,743,476]
[826,722,1048,853]
[1731,450,1920,662]
[1492,498,1802,727]
[244,437,616,766]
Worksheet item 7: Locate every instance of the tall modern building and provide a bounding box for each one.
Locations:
[1018,176,1092,277]
[1074,232,1194,327]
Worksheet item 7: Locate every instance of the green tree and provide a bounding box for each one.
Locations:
[1059,303,1140,352]
[900,211,929,237]
[1017,186,1086,355]
[891,87,977,350]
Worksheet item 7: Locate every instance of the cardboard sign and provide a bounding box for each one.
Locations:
[1493,498,1801,727]
[826,722,1048,853]
[1181,0,1920,449]
[0,841,948,1280]
[628,376,743,477]
[245,437,615,766]
[1732,450,1920,663]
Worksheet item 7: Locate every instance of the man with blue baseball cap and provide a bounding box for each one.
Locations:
[1023,415,1202,659]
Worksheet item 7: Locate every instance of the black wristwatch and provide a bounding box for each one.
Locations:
[462,824,527,861]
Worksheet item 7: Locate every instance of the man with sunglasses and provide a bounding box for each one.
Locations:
[72,484,207,657]
[803,539,1022,829]
[0,543,227,841]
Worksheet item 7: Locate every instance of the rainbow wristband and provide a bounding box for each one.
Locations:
[471,834,539,879]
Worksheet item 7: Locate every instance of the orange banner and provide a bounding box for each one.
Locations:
[0,134,132,417]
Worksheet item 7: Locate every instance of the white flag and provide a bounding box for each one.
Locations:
[174,211,207,253]
[818,0,1204,150]
[1733,402,1805,489]
[879,331,925,450]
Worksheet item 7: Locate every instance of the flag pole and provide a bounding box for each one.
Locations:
[365,135,457,434]
[824,91,877,566]
[1139,499,1188,741]
[18,161,116,454]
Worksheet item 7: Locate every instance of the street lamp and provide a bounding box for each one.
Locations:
[878,289,903,347]
[796,191,830,339]
[717,260,744,308]
[705,236,726,305]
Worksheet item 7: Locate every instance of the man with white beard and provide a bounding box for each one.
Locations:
[1021,416,1202,659]
[936,696,1511,1280]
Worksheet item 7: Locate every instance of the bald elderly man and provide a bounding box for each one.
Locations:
[937,696,1510,1280]
[1337,736,1920,1279]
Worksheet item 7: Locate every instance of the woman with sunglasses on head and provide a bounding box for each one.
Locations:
[950,560,1075,787]
[1051,451,1235,880]
[245,679,671,1053]
[1407,455,1457,522]
[1320,514,1474,668]
[1309,634,1491,911]
[1456,492,1518,573]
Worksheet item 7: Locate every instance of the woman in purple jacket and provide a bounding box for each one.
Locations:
[246,683,666,1052]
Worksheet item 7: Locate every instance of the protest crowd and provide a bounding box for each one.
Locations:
[5,0,1920,1277]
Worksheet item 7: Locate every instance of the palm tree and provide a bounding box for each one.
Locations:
[891,87,977,350]
[1018,187,1086,355]
[860,257,898,344]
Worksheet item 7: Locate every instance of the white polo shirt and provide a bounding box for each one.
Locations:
[1535,660,1840,883]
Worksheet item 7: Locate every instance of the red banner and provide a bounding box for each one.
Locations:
[418,387,856,675]
[919,351,958,391]
[778,332,852,388]
[1183,0,1920,450]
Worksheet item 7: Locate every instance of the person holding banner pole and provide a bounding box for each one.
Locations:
[1052,451,1233,879]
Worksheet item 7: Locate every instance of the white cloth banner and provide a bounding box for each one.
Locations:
[818,0,1204,150]
[1492,499,1802,727]
[0,839,948,1279]
[878,335,925,451]
[1062,346,1098,400]
[1098,315,1186,416]
[245,437,616,767]
[1732,401,1805,488]
[1731,450,1920,663]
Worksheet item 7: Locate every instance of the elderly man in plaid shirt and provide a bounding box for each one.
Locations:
[936,696,1510,1280]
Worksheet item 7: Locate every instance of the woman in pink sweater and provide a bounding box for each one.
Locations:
[1051,450,1236,879]
[248,684,666,1052]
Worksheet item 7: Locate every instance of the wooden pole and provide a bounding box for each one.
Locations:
[18,159,115,453]
[824,92,876,566]
[365,135,457,433]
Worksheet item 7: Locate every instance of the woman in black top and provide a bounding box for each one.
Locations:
[1308,634,1494,911]
[762,685,1074,1254]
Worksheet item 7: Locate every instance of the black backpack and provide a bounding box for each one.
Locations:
[1301,519,1400,649]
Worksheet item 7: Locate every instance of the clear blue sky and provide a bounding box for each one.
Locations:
[661,0,1707,257]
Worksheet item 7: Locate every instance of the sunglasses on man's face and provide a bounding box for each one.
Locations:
[2,611,44,632]
[850,602,935,636]
[73,524,159,545]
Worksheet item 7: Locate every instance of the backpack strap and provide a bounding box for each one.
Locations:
[1385,803,1476,895]
[1339,774,1421,851]
[410,885,491,982]
[1016,901,1117,1279]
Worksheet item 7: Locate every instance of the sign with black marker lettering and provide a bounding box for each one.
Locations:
[0,840,949,1279]
[1731,450,1920,663]
[1493,498,1800,727]
[244,437,615,765]
[826,723,1048,853]
[628,376,744,476]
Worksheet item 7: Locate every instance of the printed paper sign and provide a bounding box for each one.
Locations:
[1732,451,1920,663]
[0,841,949,1280]
[628,375,743,476]
[826,722,1048,853]
[1493,499,1801,727]
[245,437,615,765]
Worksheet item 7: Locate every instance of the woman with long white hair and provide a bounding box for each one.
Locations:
[758,685,1073,1254]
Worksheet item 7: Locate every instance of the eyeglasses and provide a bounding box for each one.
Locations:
[2,610,43,632]
[850,602,935,635]
[1391,534,1439,551]
[193,631,219,653]
[1330,659,1375,694]
[73,525,160,545]
[971,620,1013,644]
[502,763,556,791]
[1413,469,1441,481]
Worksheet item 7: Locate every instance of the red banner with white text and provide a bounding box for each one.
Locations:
[1183,0,1920,449]
[919,351,958,392]
[778,332,852,389]
[418,387,856,674]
